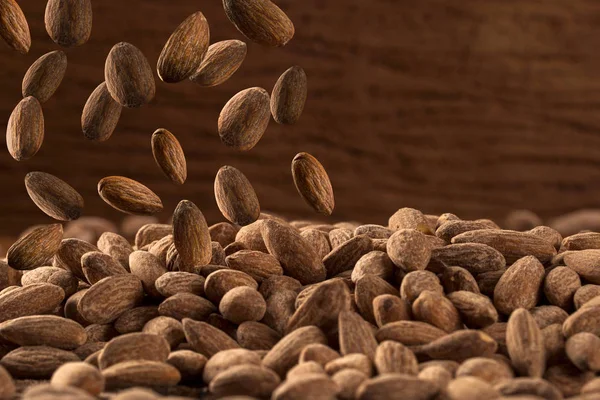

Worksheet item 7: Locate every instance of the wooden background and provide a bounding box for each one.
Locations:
[2,0,600,236]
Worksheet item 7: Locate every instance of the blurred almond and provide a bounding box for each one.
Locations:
[0,365,15,399]
[374,341,418,375]
[223,0,294,47]
[376,321,446,346]
[51,362,105,396]
[99,332,170,369]
[356,374,438,400]
[271,66,307,124]
[157,11,209,83]
[105,42,155,108]
[0,315,86,349]
[210,364,281,397]
[413,330,497,362]
[1,346,79,379]
[215,165,261,226]
[338,311,378,361]
[6,96,44,161]
[22,50,67,102]
[81,82,122,142]
[7,223,62,270]
[506,308,546,377]
[292,152,334,216]
[98,176,163,215]
[102,360,180,389]
[151,128,187,185]
[25,171,84,221]
[0,0,30,54]
[190,39,246,86]
[44,0,92,47]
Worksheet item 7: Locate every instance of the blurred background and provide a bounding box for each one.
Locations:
[2,0,600,239]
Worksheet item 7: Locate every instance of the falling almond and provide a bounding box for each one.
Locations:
[214,166,260,226]
[6,96,44,161]
[0,0,31,54]
[25,171,84,221]
[291,152,335,215]
[190,40,247,87]
[44,0,92,47]
[81,82,122,142]
[22,50,67,103]
[98,176,163,215]
[271,66,307,125]
[151,129,187,185]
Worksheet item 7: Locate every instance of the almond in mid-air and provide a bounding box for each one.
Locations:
[222,0,294,47]
[157,11,210,83]
[151,129,187,185]
[291,152,334,215]
[44,0,93,47]
[214,166,260,226]
[190,40,247,87]
[81,82,123,142]
[25,171,84,221]
[271,66,307,125]
[6,96,44,161]
[0,0,31,54]
[105,42,156,108]
[97,176,163,215]
[22,50,68,103]
[218,87,271,151]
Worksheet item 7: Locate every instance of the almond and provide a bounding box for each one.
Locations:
[98,176,163,215]
[182,318,240,357]
[219,286,266,324]
[158,292,216,321]
[225,250,283,283]
[102,360,180,389]
[237,321,281,350]
[82,251,128,285]
[151,128,187,185]
[22,50,67,102]
[431,243,506,274]
[400,270,443,304]
[356,374,438,400]
[354,275,396,324]
[445,376,499,400]
[291,152,335,216]
[372,294,412,327]
[376,321,446,346]
[7,223,62,270]
[54,238,99,280]
[218,87,271,151]
[447,291,498,328]
[6,96,44,161]
[173,199,212,270]
[155,271,204,297]
[166,350,207,381]
[436,219,499,242]
[104,42,155,108]
[456,357,513,385]
[44,0,92,47]
[25,172,84,221]
[0,365,15,399]
[565,332,600,371]
[22,384,95,400]
[142,316,184,349]
[223,0,294,47]
[135,223,172,248]
[51,362,104,396]
[332,369,368,400]
[1,346,79,379]
[440,266,480,294]
[494,255,545,315]
[214,165,261,226]
[190,39,247,86]
[263,326,327,377]
[204,269,258,304]
[0,0,29,53]
[494,377,563,400]
[0,315,86,349]
[21,266,78,297]
[412,290,462,333]
[210,364,281,397]
[563,249,600,284]
[374,341,418,375]
[81,82,122,142]
[99,332,170,369]
[324,234,372,278]
[203,348,262,383]
[0,283,64,323]
[338,311,378,361]
[113,306,159,334]
[157,11,209,83]
[271,66,307,124]
[506,308,546,377]
[413,330,497,362]
[273,373,339,400]
[128,250,166,297]
[543,266,581,310]
[388,208,433,234]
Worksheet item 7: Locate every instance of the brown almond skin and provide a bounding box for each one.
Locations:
[564,249,600,284]
[447,290,498,328]
[237,321,281,350]
[225,250,283,283]
[155,271,204,297]
[21,267,78,297]
[45,0,92,47]
[151,128,187,185]
[271,66,307,124]
[412,290,462,333]
[387,229,432,272]
[0,0,30,54]
[210,364,281,398]
[456,357,513,385]
[135,223,172,248]
[432,243,506,275]
[102,360,181,389]
[105,42,156,108]
[273,373,339,400]
[219,286,266,324]
[142,316,185,349]
[0,365,16,399]
[157,11,209,83]
[373,294,412,327]
[0,315,86,350]
[54,238,99,281]
[173,200,212,270]
[113,306,159,334]
[324,234,373,278]
[98,176,163,215]
[414,330,498,362]
[494,377,563,400]
[400,270,443,304]
[202,348,261,383]
[77,274,144,324]
[167,350,207,381]
[374,341,418,375]
[356,374,438,400]
[22,50,67,102]
[204,269,258,304]
[158,292,216,321]
[263,325,327,378]
[128,251,167,297]
[190,39,247,86]
[223,0,294,47]
[82,251,128,285]
[82,82,122,142]
[494,255,545,315]
[565,332,600,371]
[339,311,378,361]
[544,266,581,310]
[25,172,84,221]
[506,308,546,378]
[0,346,79,379]
[182,318,240,357]
[215,166,261,226]
[436,219,499,242]
[388,207,433,234]
[99,332,170,369]
[51,362,104,396]
[292,152,335,216]
[7,224,62,270]
[6,96,44,161]
[355,275,397,324]
[218,87,271,151]
[261,219,326,284]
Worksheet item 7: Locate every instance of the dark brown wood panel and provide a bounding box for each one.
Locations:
[2,0,600,235]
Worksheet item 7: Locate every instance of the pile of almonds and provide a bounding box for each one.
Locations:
[1,0,600,400]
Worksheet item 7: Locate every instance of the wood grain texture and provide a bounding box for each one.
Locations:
[1,0,600,235]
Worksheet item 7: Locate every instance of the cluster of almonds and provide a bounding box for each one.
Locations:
[2,0,330,224]
[0,207,598,399]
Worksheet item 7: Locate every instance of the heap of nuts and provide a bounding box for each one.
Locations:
[1,0,600,399]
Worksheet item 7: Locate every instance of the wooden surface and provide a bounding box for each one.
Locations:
[2,0,600,235]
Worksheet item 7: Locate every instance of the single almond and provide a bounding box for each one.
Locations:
[565,332,600,371]
[506,308,546,377]
[182,318,240,357]
[494,377,563,400]
[210,364,281,398]
[374,341,418,375]
[436,219,499,242]
[354,275,397,324]
[96,232,132,270]
[158,292,216,321]
[447,291,498,328]
[372,294,412,327]
[440,266,480,294]
[263,289,297,334]
[6,96,44,161]
[157,11,209,83]
[81,82,122,142]
[77,274,144,324]
[0,346,79,379]
[445,376,499,400]
[190,39,247,86]
[172,199,211,270]
[142,316,185,348]
[291,152,335,216]
[218,87,271,151]
[574,284,600,309]
[22,383,95,400]
[151,128,187,185]
[104,42,156,108]
[21,266,78,297]
[54,238,99,280]
[0,0,30,54]
[214,165,261,226]
[413,330,497,362]
[261,219,326,284]
[324,234,372,278]
[333,369,368,400]
[202,348,261,383]
[387,229,432,272]
[44,0,92,47]
[237,321,281,350]
[0,315,86,349]
[225,250,283,283]
[563,249,600,284]
[271,66,307,124]
[99,332,170,369]
[400,270,443,304]
[273,373,338,400]
[102,360,180,389]
[204,269,257,304]
[25,171,84,221]
[338,311,378,361]
[388,208,433,234]
[455,357,513,385]
[134,223,172,248]
[98,176,163,215]
[412,290,462,333]
[7,223,62,270]
[155,271,204,297]
[223,0,294,47]
[113,306,159,334]
[128,250,166,297]
[431,243,506,275]
[22,50,67,102]
[219,286,266,324]
[356,374,438,400]
[167,350,207,381]
[51,362,105,396]
[494,255,545,315]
